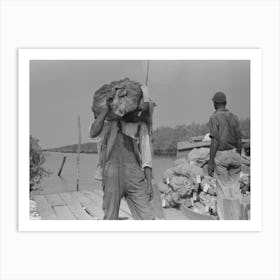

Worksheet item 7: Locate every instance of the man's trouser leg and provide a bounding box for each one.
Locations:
[215,149,242,220]
[102,163,123,220]
[125,165,155,220]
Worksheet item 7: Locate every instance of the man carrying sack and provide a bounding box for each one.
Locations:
[90,81,160,220]
[208,92,243,220]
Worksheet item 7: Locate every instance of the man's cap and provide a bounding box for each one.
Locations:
[212,91,227,103]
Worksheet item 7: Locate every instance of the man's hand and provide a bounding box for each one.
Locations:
[147,181,154,201]
[89,106,110,139]
[144,167,153,201]
[141,85,150,102]
[208,162,215,177]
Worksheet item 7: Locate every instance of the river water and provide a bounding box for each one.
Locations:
[40,152,175,195]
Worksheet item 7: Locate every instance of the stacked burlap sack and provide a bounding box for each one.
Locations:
[159,147,250,217]
[92,78,152,122]
[159,148,217,216]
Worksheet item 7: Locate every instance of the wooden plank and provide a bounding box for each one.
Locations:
[82,190,103,208]
[53,205,77,220]
[177,138,250,152]
[177,141,210,151]
[59,192,94,220]
[87,190,132,219]
[76,115,81,191]
[81,190,107,219]
[190,136,205,142]
[72,191,102,219]
[33,195,57,220]
[45,193,65,207]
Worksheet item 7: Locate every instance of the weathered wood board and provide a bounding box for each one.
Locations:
[33,190,132,220]
[33,190,195,220]
[33,195,57,220]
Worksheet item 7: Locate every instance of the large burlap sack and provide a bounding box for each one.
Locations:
[188,148,210,167]
[173,162,204,179]
[174,157,188,166]
[162,167,175,183]
[92,78,143,120]
[169,176,192,192]
[157,181,170,194]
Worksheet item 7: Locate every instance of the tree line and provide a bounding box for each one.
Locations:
[44,118,250,155]
[153,118,250,155]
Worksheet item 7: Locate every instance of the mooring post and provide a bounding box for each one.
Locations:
[76,115,81,191]
[58,155,67,176]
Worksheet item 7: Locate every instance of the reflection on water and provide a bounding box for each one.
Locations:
[40,152,175,195]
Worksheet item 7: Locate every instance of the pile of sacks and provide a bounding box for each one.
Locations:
[240,173,250,196]
[159,148,217,216]
[159,147,251,217]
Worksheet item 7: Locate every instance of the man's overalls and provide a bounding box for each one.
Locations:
[101,122,154,220]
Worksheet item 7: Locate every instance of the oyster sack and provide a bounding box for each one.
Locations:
[92,78,143,120]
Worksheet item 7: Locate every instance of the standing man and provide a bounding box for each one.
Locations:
[90,87,155,220]
[208,92,243,220]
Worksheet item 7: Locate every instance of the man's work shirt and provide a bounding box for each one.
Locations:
[209,108,242,151]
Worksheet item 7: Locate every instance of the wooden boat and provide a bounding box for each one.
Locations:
[177,138,250,158]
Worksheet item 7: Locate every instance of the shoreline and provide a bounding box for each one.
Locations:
[42,149,177,157]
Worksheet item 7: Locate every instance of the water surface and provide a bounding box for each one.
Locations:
[40,152,175,195]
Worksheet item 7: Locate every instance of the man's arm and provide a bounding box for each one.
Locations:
[208,117,219,176]
[90,92,115,138]
[90,107,109,139]
[234,116,243,154]
[139,122,153,201]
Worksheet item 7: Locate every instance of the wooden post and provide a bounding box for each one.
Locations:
[76,115,81,191]
[145,60,154,151]
[57,156,67,176]
[145,60,150,86]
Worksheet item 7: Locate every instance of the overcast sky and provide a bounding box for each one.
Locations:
[30,60,250,148]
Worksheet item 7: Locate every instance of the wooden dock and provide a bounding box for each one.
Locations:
[33,189,132,220]
[32,189,189,220]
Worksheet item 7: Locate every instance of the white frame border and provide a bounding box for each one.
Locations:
[18,48,262,232]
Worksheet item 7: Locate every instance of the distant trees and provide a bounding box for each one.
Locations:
[43,118,250,156]
[46,142,98,153]
[153,122,209,155]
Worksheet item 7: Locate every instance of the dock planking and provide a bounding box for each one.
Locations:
[84,189,132,219]
[53,205,77,220]
[33,190,190,220]
[33,195,57,220]
[45,193,65,207]
[59,192,94,220]
[72,191,103,219]
[33,190,132,220]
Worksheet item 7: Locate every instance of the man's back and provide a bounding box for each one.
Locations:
[209,108,242,151]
